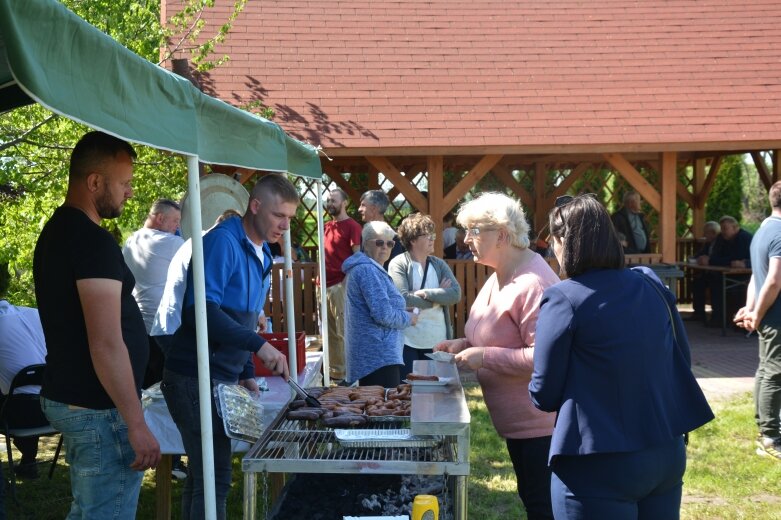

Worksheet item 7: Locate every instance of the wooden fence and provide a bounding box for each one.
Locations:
[265,243,702,338]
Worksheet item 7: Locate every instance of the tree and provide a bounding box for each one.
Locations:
[0,0,246,306]
[705,155,744,224]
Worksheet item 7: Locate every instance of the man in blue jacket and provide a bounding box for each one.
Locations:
[161,173,297,519]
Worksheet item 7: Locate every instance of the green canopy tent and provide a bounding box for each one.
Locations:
[0,0,327,517]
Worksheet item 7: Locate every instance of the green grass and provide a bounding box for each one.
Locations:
[4,389,781,519]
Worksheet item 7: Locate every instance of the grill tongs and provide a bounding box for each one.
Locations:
[287,378,321,407]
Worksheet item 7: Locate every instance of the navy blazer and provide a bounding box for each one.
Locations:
[529,267,713,462]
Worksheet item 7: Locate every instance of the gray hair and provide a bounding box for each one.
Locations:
[703,221,720,234]
[360,190,390,214]
[149,198,181,216]
[456,192,530,249]
[623,191,640,205]
[362,221,395,242]
[718,215,738,226]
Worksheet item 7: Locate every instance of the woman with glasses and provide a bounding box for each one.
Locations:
[434,192,560,520]
[529,195,713,520]
[342,221,419,387]
[389,213,462,379]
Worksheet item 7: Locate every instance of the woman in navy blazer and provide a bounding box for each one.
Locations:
[529,195,714,520]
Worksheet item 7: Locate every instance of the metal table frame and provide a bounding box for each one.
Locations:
[241,360,470,519]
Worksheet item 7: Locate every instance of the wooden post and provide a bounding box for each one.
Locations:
[774,150,780,185]
[660,152,677,262]
[693,158,706,238]
[428,156,445,256]
[534,162,547,236]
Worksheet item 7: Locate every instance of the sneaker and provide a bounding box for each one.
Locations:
[171,460,188,480]
[14,461,39,479]
[756,436,781,460]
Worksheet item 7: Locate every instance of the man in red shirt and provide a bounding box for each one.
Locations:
[323,188,362,383]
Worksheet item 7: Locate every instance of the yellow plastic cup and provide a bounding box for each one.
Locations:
[411,494,439,520]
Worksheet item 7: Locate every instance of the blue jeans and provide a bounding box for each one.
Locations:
[550,437,686,520]
[161,369,233,520]
[40,398,143,520]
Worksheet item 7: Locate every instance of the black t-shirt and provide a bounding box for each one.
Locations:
[33,206,148,409]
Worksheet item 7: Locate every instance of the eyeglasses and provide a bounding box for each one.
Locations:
[464,227,496,237]
[416,233,436,241]
[373,239,395,248]
[555,193,597,208]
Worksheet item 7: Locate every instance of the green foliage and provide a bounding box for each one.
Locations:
[706,155,744,223]
[0,0,245,306]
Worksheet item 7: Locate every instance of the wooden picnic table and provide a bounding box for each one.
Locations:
[678,262,752,335]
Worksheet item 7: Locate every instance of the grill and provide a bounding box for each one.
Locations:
[242,361,470,520]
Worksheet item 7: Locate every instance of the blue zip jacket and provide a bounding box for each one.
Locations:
[342,252,410,382]
[166,216,272,381]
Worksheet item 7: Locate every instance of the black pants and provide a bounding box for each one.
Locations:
[143,335,165,389]
[401,345,433,380]
[0,394,45,463]
[358,364,402,388]
[506,436,555,520]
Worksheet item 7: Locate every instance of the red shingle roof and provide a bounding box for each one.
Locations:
[176,0,781,154]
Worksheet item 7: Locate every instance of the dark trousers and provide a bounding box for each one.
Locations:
[0,394,44,463]
[755,323,781,439]
[401,345,433,380]
[359,364,402,388]
[708,273,749,327]
[506,436,554,520]
[550,437,686,520]
[690,274,710,318]
[143,335,165,389]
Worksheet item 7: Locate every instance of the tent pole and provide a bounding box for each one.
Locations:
[186,155,218,520]
[283,227,298,385]
[316,180,330,386]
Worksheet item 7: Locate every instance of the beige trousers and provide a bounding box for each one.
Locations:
[324,281,346,380]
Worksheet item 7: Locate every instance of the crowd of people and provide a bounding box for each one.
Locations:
[3,129,780,520]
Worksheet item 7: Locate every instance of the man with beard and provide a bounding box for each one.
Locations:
[33,131,160,518]
[358,189,405,267]
[322,188,362,384]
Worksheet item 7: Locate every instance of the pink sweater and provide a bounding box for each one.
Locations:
[465,253,559,439]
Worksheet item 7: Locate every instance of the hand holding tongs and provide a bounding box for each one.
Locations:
[287,378,321,407]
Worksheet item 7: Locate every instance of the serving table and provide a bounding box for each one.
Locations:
[241,360,471,520]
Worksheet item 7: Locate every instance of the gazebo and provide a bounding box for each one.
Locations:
[165,0,781,263]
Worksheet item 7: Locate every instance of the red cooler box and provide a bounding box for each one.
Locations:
[254,331,306,376]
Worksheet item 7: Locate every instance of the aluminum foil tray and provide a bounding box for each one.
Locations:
[333,428,441,449]
[214,383,264,443]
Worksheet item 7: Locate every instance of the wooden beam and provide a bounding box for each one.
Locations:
[676,179,694,207]
[693,158,706,237]
[603,153,661,211]
[751,152,772,191]
[534,163,547,234]
[696,156,723,208]
[442,154,504,211]
[322,164,361,203]
[428,156,445,256]
[547,163,590,205]
[365,156,428,212]
[660,152,677,262]
[493,168,534,211]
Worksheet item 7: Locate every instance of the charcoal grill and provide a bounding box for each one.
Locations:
[242,360,470,519]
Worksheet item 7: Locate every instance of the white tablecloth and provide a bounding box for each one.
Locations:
[144,352,323,454]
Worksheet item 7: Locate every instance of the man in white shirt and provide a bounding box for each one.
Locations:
[122,199,184,388]
[0,264,48,478]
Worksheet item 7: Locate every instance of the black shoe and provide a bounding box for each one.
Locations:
[171,460,188,480]
[14,462,39,479]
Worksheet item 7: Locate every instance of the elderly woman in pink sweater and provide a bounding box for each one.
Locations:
[435,192,559,520]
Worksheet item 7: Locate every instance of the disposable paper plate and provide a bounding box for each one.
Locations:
[402,377,453,386]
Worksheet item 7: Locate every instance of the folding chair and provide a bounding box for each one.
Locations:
[0,364,63,500]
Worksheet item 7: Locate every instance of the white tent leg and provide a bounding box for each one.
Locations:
[283,228,297,385]
[186,155,217,520]
[316,181,330,386]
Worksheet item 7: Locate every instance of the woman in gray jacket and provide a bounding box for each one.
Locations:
[389,213,462,379]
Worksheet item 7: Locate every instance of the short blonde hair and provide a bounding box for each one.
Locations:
[362,221,395,242]
[456,192,530,249]
[397,213,435,250]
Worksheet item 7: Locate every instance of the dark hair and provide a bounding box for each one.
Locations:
[69,131,137,180]
[149,198,181,216]
[771,181,781,209]
[329,188,349,203]
[548,195,624,277]
[360,190,390,214]
[0,262,9,298]
[250,173,300,204]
